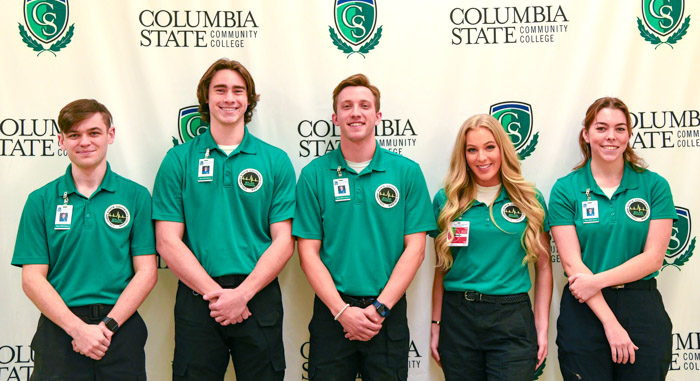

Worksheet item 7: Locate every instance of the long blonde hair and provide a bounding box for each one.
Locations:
[435,114,547,270]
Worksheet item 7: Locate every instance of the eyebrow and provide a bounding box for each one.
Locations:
[212,84,246,90]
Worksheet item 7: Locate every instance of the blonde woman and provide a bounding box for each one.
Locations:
[550,97,675,380]
[430,114,552,381]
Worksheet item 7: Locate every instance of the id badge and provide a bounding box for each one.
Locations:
[55,205,73,230]
[333,178,350,202]
[582,200,599,224]
[198,158,214,182]
[449,221,469,247]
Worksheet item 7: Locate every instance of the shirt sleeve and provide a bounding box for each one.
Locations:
[548,177,576,227]
[129,186,157,256]
[428,189,446,238]
[11,192,50,266]
[403,163,437,235]
[292,168,323,240]
[269,151,296,224]
[152,149,185,222]
[649,172,677,221]
[535,188,551,232]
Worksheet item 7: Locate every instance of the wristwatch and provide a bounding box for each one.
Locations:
[372,300,391,317]
[102,317,119,333]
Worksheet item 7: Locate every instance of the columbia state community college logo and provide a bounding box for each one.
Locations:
[663,206,695,270]
[637,0,691,48]
[490,102,539,160]
[173,106,209,146]
[19,0,75,56]
[330,0,382,58]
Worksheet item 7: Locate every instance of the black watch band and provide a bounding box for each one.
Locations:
[372,300,391,317]
[102,317,119,333]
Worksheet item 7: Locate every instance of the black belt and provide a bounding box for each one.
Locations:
[69,304,114,320]
[608,278,656,290]
[339,293,377,308]
[212,274,248,288]
[449,291,529,304]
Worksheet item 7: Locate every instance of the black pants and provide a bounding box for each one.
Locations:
[438,291,537,381]
[30,306,147,381]
[557,283,672,381]
[172,278,285,381]
[308,295,409,381]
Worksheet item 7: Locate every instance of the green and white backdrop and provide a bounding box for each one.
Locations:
[1,1,699,380]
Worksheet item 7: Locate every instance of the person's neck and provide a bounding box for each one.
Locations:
[590,157,624,188]
[210,121,245,146]
[340,136,376,163]
[72,160,107,198]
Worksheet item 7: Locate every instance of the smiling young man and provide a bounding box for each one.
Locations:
[12,99,157,380]
[293,74,435,380]
[152,59,295,380]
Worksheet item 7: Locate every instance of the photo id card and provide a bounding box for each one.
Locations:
[198,158,214,182]
[582,200,599,224]
[333,178,350,202]
[449,221,470,247]
[55,205,73,230]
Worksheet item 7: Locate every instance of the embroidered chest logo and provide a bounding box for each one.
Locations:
[238,169,263,192]
[625,198,650,221]
[105,204,130,229]
[501,202,526,223]
[375,184,399,208]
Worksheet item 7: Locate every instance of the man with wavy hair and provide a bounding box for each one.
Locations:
[152,59,295,380]
[294,74,435,380]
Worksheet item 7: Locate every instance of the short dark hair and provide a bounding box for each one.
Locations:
[332,74,380,113]
[58,99,112,133]
[197,58,260,124]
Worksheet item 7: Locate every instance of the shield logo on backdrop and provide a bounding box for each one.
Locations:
[177,106,209,145]
[24,0,68,44]
[642,0,684,36]
[490,102,532,151]
[668,207,691,258]
[334,0,377,46]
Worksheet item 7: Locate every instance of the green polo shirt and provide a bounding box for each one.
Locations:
[11,164,155,307]
[152,127,295,277]
[430,187,549,295]
[293,143,435,296]
[549,160,677,279]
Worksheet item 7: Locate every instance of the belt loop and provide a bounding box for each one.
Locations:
[90,304,99,320]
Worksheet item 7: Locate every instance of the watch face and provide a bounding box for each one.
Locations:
[103,317,119,332]
[373,301,390,317]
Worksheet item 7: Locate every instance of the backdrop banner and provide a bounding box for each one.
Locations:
[1,1,698,380]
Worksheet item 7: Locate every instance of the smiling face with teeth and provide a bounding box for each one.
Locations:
[465,127,502,187]
[207,69,249,130]
[333,85,382,145]
[583,107,630,166]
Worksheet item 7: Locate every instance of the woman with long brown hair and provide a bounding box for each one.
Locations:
[430,114,552,380]
[549,97,676,380]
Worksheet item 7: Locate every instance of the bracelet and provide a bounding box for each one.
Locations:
[334,303,350,320]
[431,320,441,325]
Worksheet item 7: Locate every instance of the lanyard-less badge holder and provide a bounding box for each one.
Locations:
[333,166,350,202]
[582,189,599,224]
[198,148,214,182]
[55,192,72,230]
[448,221,469,246]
